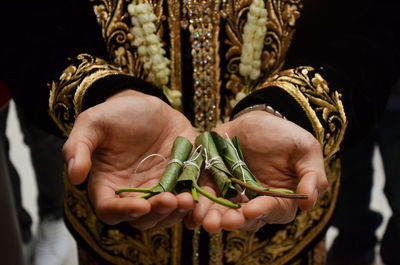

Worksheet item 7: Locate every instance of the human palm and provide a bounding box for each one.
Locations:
[63,90,196,229]
[186,111,327,232]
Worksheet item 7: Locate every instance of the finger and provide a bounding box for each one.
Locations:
[88,176,153,225]
[131,192,178,230]
[183,211,197,230]
[157,193,196,228]
[201,200,233,233]
[294,144,328,211]
[202,209,222,233]
[296,171,326,211]
[62,111,104,185]
[242,196,297,224]
[220,209,245,231]
[239,218,264,232]
[176,192,196,210]
[95,196,151,225]
[157,208,190,228]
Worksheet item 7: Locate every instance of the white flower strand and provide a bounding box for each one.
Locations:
[239,0,267,82]
[128,1,182,109]
[232,0,267,109]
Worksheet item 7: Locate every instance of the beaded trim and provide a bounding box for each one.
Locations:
[183,0,222,131]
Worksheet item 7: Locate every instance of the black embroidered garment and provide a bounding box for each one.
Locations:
[1,0,399,264]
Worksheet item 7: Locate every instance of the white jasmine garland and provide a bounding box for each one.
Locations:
[128,0,182,109]
[239,0,267,82]
[163,86,182,109]
[233,0,267,108]
[229,90,247,109]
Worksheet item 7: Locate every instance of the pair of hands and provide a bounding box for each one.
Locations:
[63,90,328,233]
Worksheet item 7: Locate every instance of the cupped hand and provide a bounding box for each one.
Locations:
[186,110,328,233]
[62,90,196,229]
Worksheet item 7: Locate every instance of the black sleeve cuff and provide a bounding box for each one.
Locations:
[231,86,314,136]
[82,74,168,111]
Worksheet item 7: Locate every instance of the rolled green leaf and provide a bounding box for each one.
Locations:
[175,147,240,208]
[115,136,193,198]
[174,148,204,197]
[212,132,300,200]
[196,132,237,199]
[211,132,257,199]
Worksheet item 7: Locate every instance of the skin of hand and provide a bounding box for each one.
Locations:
[185,110,328,233]
[62,89,197,230]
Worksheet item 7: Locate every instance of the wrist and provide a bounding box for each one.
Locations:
[233,104,287,120]
[106,89,147,101]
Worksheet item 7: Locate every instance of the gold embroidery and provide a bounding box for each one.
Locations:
[264,66,347,159]
[64,171,177,264]
[222,158,341,264]
[171,222,183,265]
[91,0,136,74]
[192,229,200,265]
[311,238,327,265]
[209,232,224,265]
[220,67,346,264]
[50,1,347,264]
[168,0,183,94]
[223,0,303,118]
[184,0,222,131]
[48,54,126,137]
[90,0,165,78]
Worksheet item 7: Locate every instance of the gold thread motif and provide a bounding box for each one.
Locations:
[168,0,183,93]
[48,54,127,137]
[311,238,327,265]
[64,170,178,265]
[221,158,341,264]
[171,222,183,265]
[192,228,200,265]
[263,66,347,159]
[90,0,165,78]
[217,67,346,264]
[209,232,224,265]
[223,0,302,118]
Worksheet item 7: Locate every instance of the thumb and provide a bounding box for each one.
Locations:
[294,143,328,211]
[62,112,104,185]
[295,170,327,211]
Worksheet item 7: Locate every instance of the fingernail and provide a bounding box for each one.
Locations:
[129,212,143,219]
[312,190,319,208]
[178,209,187,214]
[68,158,75,174]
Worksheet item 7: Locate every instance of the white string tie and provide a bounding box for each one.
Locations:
[168,158,184,167]
[203,148,224,169]
[183,145,203,171]
[232,160,246,171]
[135,153,167,174]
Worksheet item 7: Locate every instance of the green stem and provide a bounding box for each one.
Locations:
[243,76,252,95]
[115,187,152,195]
[230,178,308,200]
[194,185,240,209]
[138,193,154,199]
[191,186,199,203]
[268,188,295,194]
